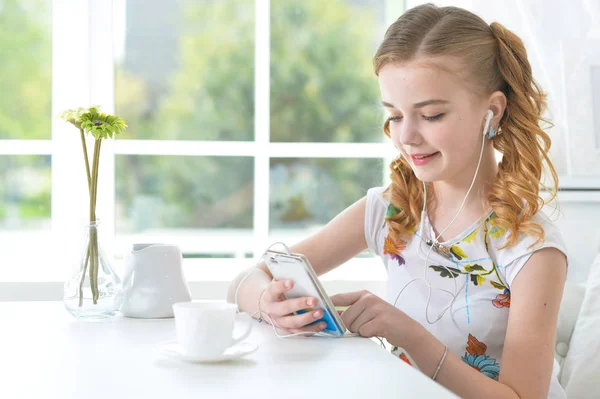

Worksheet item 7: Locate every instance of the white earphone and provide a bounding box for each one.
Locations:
[483,109,494,139]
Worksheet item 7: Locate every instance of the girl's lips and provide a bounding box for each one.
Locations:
[410,152,439,166]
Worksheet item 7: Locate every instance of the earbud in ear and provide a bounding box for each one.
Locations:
[483,109,494,138]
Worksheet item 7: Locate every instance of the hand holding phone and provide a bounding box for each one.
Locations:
[258,278,330,335]
[263,249,347,337]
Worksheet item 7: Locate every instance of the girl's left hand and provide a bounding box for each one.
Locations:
[330,290,416,346]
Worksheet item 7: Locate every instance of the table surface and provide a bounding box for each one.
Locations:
[0,302,457,399]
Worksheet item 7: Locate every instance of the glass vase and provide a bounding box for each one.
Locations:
[63,221,122,319]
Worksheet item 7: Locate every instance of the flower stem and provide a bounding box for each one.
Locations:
[78,244,91,307]
[90,228,98,304]
[492,263,506,287]
[77,128,93,307]
[89,139,102,304]
[90,139,100,222]
[79,128,92,194]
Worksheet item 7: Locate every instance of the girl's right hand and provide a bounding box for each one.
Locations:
[259,279,328,335]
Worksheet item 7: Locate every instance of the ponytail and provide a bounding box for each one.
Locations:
[488,22,558,248]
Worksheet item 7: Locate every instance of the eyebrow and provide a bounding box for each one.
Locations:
[381,99,450,109]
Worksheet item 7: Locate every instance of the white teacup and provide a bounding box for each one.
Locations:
[172,302,253,358]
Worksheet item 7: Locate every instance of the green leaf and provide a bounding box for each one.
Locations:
[490,280,506,290]
[464,264,485,273]
[429,265,461,278]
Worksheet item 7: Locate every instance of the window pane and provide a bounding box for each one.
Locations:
[0,0,52,139]
[269,157,384,244]
[0,155,51,229]
[115,0,255,141]
[270,0,387,143]
[115,155,254,257]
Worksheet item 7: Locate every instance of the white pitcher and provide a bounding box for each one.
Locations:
[121,243,192,318]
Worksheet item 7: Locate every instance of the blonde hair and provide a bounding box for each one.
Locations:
[374,3,557,248]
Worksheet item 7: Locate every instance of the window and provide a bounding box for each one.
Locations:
[2,0,598,288]
[110,0,396,283]
[0,0,398,284]
[0,0,53,281]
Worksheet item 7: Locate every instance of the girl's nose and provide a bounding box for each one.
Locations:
[392,118,422,148]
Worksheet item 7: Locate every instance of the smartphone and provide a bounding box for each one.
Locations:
[263,249,347,337]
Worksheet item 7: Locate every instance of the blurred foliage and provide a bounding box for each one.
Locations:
[270,0,384,143]
[0,156,51,228]
[115,0,386,232]
[270,157,383,228]
[0,0,52,228]
[115,155,254,231]
[0,0,51,140]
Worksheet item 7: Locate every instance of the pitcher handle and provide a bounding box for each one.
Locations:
[231,312,253,345]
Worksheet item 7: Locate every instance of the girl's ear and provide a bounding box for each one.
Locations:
[488,91,507,126]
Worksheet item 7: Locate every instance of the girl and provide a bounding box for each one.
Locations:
[228,4,568,398]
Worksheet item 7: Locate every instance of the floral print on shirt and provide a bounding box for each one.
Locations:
[461,334,501,380]
[426,238,511,309]
[492,288,511,308]
[383,235,407,266]
[487,211,506,239]
[386,203,401,219]
[383,203,408,266]
[384,203,512,309]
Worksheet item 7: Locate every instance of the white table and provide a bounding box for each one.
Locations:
[0,302,457,399]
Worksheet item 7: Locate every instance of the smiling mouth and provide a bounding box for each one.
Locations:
[410,152,439,160]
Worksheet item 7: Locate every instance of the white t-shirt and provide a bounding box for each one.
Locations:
[364,186,567,399]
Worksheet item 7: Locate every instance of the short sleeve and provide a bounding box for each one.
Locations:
[364,186,389,257]
[491,212,569,288]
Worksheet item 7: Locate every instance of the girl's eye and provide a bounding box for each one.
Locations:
[388,114,444,123]
[423,113,444,121]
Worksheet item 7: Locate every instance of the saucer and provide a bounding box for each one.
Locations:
[158,341,258,363]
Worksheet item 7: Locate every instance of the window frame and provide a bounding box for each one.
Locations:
[1,0,599,288]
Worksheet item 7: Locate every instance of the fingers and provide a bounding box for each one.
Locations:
[356,318,381,338]
[348,306,373,334]
[264,279,297,306]
[270,296,319,317]
[337,291,375,331]
[275,308,325,330]
[264,279,319,316]
[330,290,368,307]
[266,314,327,336]
[263,279,292,303]
[289,322,328,336]
[260,278,327,335]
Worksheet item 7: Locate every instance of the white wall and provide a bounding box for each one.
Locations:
[545,193,600,283]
